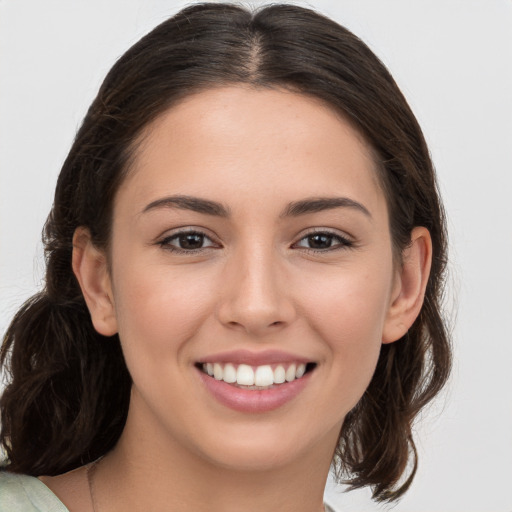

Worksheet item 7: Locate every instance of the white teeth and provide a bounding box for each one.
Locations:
[201,361,311,387]
[236,364,255,385]
[223,363,237,383]
[274,365,286,384]
[254,365,274,386]
[285,364,296,382]
[213,363,223,380]
[296,363,306,378]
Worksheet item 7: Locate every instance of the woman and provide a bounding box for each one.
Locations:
[0,3,451,511]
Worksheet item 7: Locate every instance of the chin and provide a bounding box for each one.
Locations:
[188,419,340,474]
[200,441,304,473]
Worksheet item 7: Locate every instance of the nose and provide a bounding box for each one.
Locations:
[216,243,297,336]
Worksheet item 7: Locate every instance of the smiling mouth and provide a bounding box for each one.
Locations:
[196,362,317,390]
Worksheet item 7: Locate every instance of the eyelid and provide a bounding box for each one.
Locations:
[292,228,355,251]
[156,225,219,240]
[156,226,222,252]
[154,226,355,253]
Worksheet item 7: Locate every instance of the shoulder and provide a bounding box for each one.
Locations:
[0,471,69,512]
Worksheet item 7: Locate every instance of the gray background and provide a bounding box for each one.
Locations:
[1,1,511,510]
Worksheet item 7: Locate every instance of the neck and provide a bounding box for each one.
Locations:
[94,396,338,512]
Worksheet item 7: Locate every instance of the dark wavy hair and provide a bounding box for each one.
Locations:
[0,2,451,502]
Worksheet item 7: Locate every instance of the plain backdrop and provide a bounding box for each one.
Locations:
[1,1,511,511]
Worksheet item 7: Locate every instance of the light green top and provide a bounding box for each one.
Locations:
[0,470,338,511]
[0,472,69,512]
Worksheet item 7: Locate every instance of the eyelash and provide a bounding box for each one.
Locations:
[157,229,354,254]
[157,230,218,254]
[292,230,354,253]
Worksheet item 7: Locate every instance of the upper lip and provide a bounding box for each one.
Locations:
[197,349,312,366]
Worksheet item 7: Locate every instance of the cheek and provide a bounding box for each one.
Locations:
[111,259,218,360]
[298,262,393,405]
[302,263,392,340]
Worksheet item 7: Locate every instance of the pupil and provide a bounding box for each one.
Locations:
[308,234,332,249]
[179,233,204,249]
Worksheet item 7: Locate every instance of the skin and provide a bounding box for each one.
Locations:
[42,86,431,512]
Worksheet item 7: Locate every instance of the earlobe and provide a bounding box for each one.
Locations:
[382,226,432,344]
[72,227,118,336]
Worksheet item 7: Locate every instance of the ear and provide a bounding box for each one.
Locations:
[382,226,432,344]
[72,227,118,336]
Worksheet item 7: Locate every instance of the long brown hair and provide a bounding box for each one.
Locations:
[1,3,451,502]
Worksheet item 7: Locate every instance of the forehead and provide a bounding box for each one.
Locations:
[116,86,386,219]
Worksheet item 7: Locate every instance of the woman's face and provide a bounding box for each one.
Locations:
[102,86,403,470]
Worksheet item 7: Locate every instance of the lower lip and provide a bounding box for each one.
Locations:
[197,368,312,413]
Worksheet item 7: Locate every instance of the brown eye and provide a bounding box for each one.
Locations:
[178,233,205,250]
[159,230,217,252]
[294,231,353,251]
[307,234,335,249]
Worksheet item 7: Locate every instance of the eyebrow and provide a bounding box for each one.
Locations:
[141,194,371,219]
[281,197,372,219]
[142,195,231,217]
